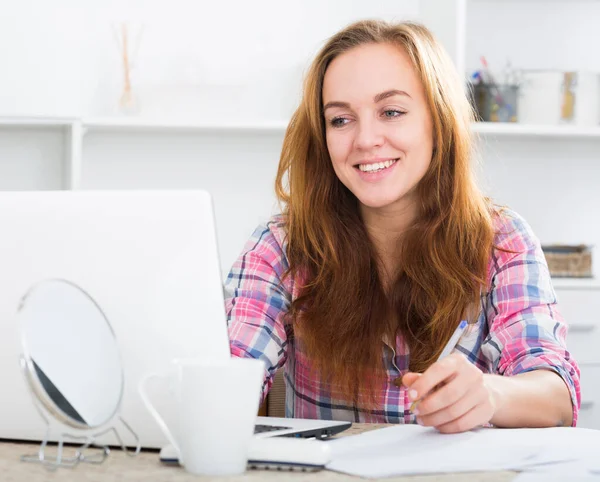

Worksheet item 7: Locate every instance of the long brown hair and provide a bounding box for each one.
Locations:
[275,20,494,405]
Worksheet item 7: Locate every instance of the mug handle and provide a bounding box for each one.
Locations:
[138,372,181,459]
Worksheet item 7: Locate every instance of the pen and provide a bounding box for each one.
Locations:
[409,319,469,412]
[479,56,505,107]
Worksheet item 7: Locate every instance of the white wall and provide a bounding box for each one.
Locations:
[81,130,284,273]
[475,135,600,277]
[0,127,66,190]
[0,0,421,119]
[466,0,600,75]
[0,2,86,117]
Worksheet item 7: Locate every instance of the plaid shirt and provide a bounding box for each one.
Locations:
[225,210,581,425]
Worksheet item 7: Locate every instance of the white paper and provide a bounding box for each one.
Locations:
[516,459,600,478]
[325,425,600,479]
[517,461,595,476]
[504,427,600,471]
[512,474,600,482]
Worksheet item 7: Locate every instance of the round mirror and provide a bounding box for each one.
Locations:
[18,279,123,430]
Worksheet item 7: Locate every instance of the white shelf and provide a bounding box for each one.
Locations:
[552,278,600,290]
[471,0,600,2]
[472,122,600,138]
[0,116,76,127]
[82,117,289,134]
[2,117,600,139]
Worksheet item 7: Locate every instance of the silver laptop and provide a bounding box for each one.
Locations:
[0,190,350,449]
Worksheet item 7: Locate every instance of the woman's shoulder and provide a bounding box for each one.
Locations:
[243,214,289,265]
[256,213,287,247]
[491,207,539,254]
[485,207,545,284]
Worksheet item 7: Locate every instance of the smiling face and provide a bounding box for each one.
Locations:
[322,42,434,214]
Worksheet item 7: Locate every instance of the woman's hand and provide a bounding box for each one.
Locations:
[402,353,497,434]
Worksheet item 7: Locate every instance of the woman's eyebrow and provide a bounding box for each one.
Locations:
[374,89,411,103]
[323,101,350,112]
[323,89,411,113]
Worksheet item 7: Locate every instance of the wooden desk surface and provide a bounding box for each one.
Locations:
[0,424,518,482]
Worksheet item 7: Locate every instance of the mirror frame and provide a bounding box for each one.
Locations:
[18,278,126,431]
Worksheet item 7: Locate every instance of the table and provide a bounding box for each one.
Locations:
[0,424,519,481]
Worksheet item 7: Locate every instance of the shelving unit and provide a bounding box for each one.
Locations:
[471,122,600,139]
[0,116,75,127]
[552,278,600,290]
[83,117,290,134]
[5,116,600,138]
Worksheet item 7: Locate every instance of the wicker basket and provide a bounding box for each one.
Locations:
[542,244,593,278]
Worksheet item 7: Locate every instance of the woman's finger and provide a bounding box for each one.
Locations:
[433,401,493,434]
[416,365,482,416]
[417,384,486,427]
[407,354,463,404]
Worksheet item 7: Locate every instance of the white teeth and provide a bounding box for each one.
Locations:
[358,159,397,172]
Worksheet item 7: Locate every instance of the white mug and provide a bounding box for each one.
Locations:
[139,357,264,476]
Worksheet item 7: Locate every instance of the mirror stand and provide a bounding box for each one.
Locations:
[21,426,110,469]
[19,357,142,470]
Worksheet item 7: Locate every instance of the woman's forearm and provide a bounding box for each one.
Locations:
[485,370,574,428]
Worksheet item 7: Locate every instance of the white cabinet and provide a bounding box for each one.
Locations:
[554,281,600,429]
[578,365,600,430]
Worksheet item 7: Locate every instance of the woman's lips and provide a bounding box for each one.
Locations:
[354,158,399,182]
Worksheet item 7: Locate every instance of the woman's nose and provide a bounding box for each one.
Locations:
[354,118,385,151]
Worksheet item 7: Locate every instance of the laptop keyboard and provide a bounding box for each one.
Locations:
[254,424,292,434]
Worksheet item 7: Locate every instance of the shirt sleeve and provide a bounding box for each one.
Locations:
[481,211,581,426]
[224,220,292,403]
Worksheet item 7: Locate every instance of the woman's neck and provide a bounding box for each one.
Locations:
[360,199,418,286]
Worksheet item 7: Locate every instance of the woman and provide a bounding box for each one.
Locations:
[225,20,580,433]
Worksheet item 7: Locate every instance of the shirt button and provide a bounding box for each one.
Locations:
[393,377,403,387]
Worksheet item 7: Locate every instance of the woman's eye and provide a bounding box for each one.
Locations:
[383,109,406,118]
[330,116,350,128]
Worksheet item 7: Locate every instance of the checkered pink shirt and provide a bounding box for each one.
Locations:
[225,210,581,425]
